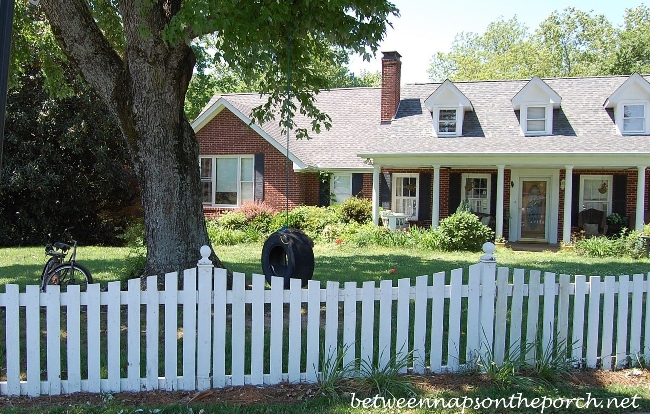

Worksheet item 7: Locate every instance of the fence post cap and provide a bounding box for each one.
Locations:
[198,245,213,265]
[480,242,496,263]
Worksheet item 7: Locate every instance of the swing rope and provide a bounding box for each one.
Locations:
[283,27,293,230]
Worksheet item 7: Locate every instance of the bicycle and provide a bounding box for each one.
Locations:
[40,227,93,292]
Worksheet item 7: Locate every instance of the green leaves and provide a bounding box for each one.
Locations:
[427,7,638,81]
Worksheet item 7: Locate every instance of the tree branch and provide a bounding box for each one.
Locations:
[40,0,127,114]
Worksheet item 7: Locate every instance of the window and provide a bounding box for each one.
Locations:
[392,174,418,220]
[438,109,457,134]
[623,104,645,133]
[524,106,549,135]
[330,174,351,205]
[461,174,491,214]
[579,175,612,215]
[200,156,254,206]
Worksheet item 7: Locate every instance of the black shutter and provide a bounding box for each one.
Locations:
[571,173,580,227]
[490,173,497,215]
[380,172,391,209]
[448,173,461,214]
[418,173,432,221]
[318,178,330,207]
[352,173,364,197]
[254,154,264,201]
[612,174,627,216]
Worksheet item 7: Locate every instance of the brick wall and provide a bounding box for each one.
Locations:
[197,109,318,216]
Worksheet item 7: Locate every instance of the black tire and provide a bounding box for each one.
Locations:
[261,230,314,289]
[45,263,93,292]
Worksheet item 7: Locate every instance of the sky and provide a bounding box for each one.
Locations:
[348,0,646,84]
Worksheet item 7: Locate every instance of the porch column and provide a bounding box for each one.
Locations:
[372,164,380,225]
[636,166,647,231]
[495,165,505,239]
[432,165,441,228]
[563,166,574,244]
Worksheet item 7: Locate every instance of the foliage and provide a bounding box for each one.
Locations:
[573,229,644,258]
[476,337,576,389]
[0,63,140,246]
[644,224,650,236]
[338,197,373,224]
[606,213,628,226]
[116,220,146,283]
[456,199,472,213]
[269,206,342,239]
[357,350,419,398]
[427,7,633,81]
[436,212,494,252]
[316,344,357,401]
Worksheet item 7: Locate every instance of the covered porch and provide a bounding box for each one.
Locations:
[362,152,649,244]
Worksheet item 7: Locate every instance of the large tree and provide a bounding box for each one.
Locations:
[185,43,382,121]
[428,7,617,81]
[36,0,397,278]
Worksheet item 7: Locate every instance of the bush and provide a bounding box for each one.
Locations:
[574,229,644,258]
[436,211,494,251]
[269,205,341,240]
[408,226,444,250]
[338,197,372,224]
[217,211,248,230]
[117,219,146,280]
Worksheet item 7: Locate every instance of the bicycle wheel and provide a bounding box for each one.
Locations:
[40,257,61,290]
[45,263,93,291]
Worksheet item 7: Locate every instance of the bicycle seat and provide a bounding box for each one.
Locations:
[46,249,66,258]
[54,242,71,251]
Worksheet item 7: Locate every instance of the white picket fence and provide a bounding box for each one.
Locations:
[1,245,649,397]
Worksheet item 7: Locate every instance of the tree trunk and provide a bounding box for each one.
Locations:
[41,0,227,283]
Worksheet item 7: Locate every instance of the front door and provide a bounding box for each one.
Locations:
[520,179,549,241]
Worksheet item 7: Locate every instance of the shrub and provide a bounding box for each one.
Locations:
[574,229,644,258]
[117,219,146,279]
[217,211,248,230]
[269,205,341,240]
[239,201,275,234]
[338,197,372,224]
[408,226,444,250]
[436,211,494,251]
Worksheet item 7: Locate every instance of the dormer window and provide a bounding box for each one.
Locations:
[623,104,645,133]
[526,106,546,133]
[604,73,650,135]
[425,80,473,138]
[511,77,562,137]
[438,109,457,134]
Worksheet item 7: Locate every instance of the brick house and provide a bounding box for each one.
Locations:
[192,52,650,245]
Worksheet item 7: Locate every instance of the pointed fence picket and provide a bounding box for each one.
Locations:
[1,245,649,396]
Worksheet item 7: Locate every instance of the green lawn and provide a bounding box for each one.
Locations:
[1,243,649,290]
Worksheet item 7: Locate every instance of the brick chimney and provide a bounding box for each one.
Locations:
[381,51,401,123]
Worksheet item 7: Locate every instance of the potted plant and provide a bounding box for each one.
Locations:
[606,213,628,235]
[494,236,506,248]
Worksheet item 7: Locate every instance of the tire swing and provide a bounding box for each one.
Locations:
[261,27,314,289]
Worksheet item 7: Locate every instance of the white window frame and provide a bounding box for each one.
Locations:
[330,173,352,205]
[522,104,552,135]
[617,102,647,135]
[392,173,419,220]
[461,173,491,214]
[579,175,613,215]
[200,155,254,207]
[432,106,464,137]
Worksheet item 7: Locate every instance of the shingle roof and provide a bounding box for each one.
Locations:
[196,75,650,169]
[198,88,388,169]
[377,76,650,155]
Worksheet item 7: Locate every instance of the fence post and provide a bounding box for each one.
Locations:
[196,245,214,389]
[478,242,497,364]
